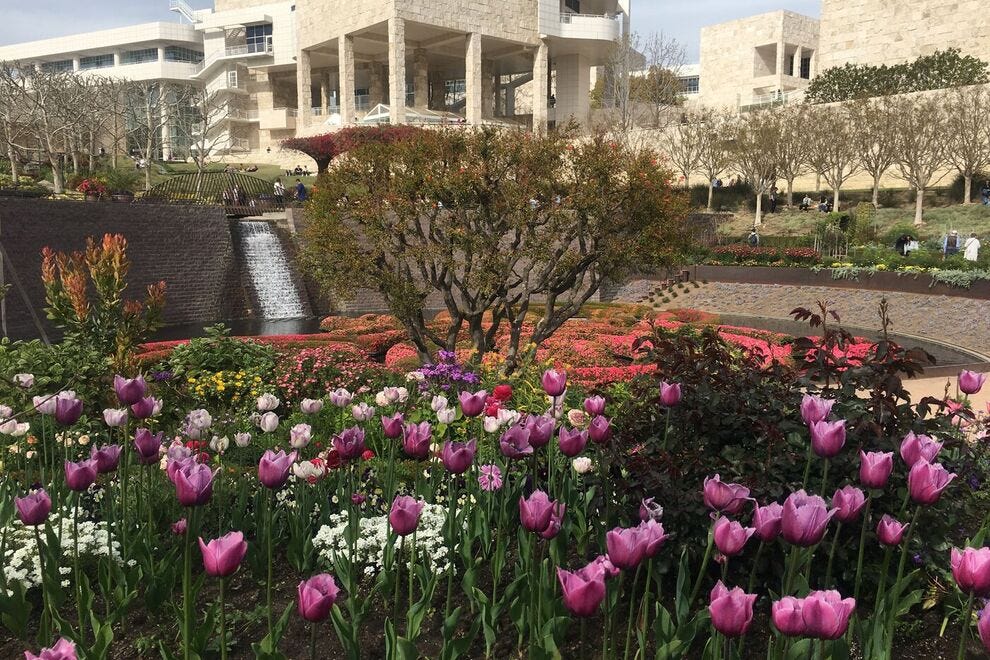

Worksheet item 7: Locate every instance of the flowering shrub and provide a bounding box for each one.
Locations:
[274,342,386,400]
[707,245,821,265]
[75,178,108,197]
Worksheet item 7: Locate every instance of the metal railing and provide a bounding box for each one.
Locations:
[195,40,273,73]
[560,11,620,23]
[229,138,250,152]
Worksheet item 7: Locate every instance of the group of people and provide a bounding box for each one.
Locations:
[943,229,981,261]
[272,178,308,210]
[286,165,312,177]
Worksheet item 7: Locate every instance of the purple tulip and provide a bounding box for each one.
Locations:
[54,396,83,426]
[959,370,987,395]
[130,396,158,419]
[133,428,163,465]
[541,369,567,397]
[351,493,366,505]
[333,427,366,460]
[557,427,589,457]
[876,515,908,546]
[639,497,664,523]
[167,454,197,484]
[950,546,990,597]
[173,461,215,506]
[65,459,98,492]
[584,396,606,416]
[800,394,834,425]
[24,637,77,660]
[859,451,894,489]
[713,517,755,557]
[401,421,432,459]
[458,390,488,418]
[519,490,555,534]
[198,531,248,577]
[297,573,341,622]
[659,381,682,407]
[703,474,750,515]
[524,415,556,448]
[90,444,122,474]
[605,526,647,570]
[979,608,990,652]
[709,581,757,638]
[810,419,846,458]
[113,374,147,406]
[382,413,405,439]
[639,519,669,558]
[800,591,856,640]
[539,502,566,540]
[389,495,425,536]
[752,502,783,542]
[587,416,612,445]
[899,432,942,468]
[441,440,476,474]
[15,489,51,526]
[584,555,621,581]
[258,449,298,489]
[771,596,805,636]
[831,486,867,524]
[172,518,187,535]
[499,425,533,459]
[781,490,835,546]
[907,461,956,506]
[557,565,606,617]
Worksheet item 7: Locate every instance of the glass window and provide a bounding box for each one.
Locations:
[164,46,204,64]
[800,57,812,79]
[40,60,74,73]
[80,54,114,70]
[121,48,158,65]
[246,24,273,54]
[564,0,581,12]
[679,76,700,94]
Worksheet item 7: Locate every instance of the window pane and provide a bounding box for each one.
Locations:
[121,48,158,65]
[164,46,204,63]
[40,60,74,73]
[80,54,114,70]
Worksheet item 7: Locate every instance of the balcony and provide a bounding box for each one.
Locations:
[259,107,297,130]
[557,12,622,41]
[192,40,274,79]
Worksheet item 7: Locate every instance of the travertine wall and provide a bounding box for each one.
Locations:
[819,0,990,71]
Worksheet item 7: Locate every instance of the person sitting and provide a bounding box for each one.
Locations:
[747,228,760,247]
[800,195,813,211]
[295,178,307,202]
[293,165,304,176]
[943,229,962,258]
[818,195,829,212]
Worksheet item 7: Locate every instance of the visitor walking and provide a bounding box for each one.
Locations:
[964,232,981,262]
[273,179,285,210]
[295,179,307,202]
[768,186,778,213]
[981,181,990,206]
[943,229,962,258]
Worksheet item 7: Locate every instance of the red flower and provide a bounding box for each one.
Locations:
[493,384,513,401]
[325,449,342,469]
[361,449,375,461]
[485,402,501,417]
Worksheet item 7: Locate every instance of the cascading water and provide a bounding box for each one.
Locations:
[233,221,308,319]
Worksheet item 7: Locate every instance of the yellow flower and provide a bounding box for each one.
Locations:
[187,377,196,384]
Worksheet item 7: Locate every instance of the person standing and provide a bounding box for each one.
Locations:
[768,186,778,213]
[981,181,990,206]
[943,229,961,258]
[273,179,285,210]
[295,179,307,202]
[964,232,981,262]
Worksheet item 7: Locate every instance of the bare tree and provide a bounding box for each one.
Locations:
[0,62,31,185]
[595,32,640,134]
[181,85,235,176]
[804,105,861,211]
[890,95,950,225]
[695,109,735,212]
[633,33,687,130]
[660,111,703,187]
[96,77,133,170]
[945,86,990,204]
[124,81,194,190]
[727,110,781,227]
[849,96,898,208]
[774,105,809,207]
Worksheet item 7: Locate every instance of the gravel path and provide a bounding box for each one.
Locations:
[616,281,990,356]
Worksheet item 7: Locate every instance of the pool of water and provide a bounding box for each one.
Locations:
[150,317,323,342]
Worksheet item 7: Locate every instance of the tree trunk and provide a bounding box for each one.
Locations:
[786,179,794,207]
[914,187,925,226]
[815,172,821,193]
[683,173,690,188]
[833,186,840,213]
[872,175,881,208]
[6,145,18,185]
[49,153,64,194]
[963,174,973,205]
[706,183,714,212]
[754,193,763,227]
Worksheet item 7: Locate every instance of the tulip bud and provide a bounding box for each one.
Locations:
[289,423,312,449]
[876,515,908,546]
[584,395,606,416]
[441,439,476,474]
[959,370,987,395]
[256,393,280,412]
[659,381,682,407]
[114,375,147,406]
[199,531,248,578]
[301,398,324,415]
[859,451,893,489]
[810,419,846,458]
[831,485,866,524]
[572,457,593,474]
[907,461,956,506]
[65,458,97,491]
[103,408,129,428]
[437,407,456,424]
[389,495,425,536]
[557,565,606,617]
[258,412,279,433]
[800,394,834,425]
[14,489,51,526]
[458,390,488,418]
[297,574,341,622]
[752,502,783,542]
[541,369,567,397]
[234,432,252,448]
[709,581,757,638]
[258,449,298,489]
[713,517,755,557]
[24,637,76,660]
[950,546,990,597]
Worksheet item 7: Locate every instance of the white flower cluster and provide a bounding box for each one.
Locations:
[312,503,457,577]
[1,509,121,595]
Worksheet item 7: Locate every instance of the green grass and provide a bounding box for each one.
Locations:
[150,162,319,188]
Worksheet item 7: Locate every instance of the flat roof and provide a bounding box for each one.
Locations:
[0,22,201,62]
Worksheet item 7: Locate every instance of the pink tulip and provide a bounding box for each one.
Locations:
[198,531,248,578]
[714,517,755,557]
[557,565,606,617]
[831,486,867,524]
[950,547,990,597]
[587,416,612,444]
[703,474,750,515]
[539,502,566,540]
[172,518,187,535]
[541,369,567,397]
[709,581,757,638]
[134,428,163,465]
[876,515,908,546]
[752,502,783,542]
[859,451,893,489]
[771,596,805,636]
[907,461,956,506]
[114,374,147,406]
[389,495,425,536]
[810,419,846,458]
[258,449,297,489]
[333,427,366,460]
[959,370,987,395]
[979,607,990,652]
[800,394,834,425]
[297,573,341,622]
[557,427,588,457]
[781,490,835,546]
[800,590,856,640]
[606,526,647,570]
[401,421,432,459]
[519,490,555,534]
[584,396,606,416]
[639,519,669,558]
[524,415,555,447]
[441,439,476,474]
[24,637,77,660]
[15,489,51,526]
[659,381,682,407]
[65,459,97,492]
[173,461,215,506]
[899,432,942,467]
[458,390,488,417]
[584,555,621,581]
[90,444,122,474]
[499,425,533,459]
[381,413,404,439]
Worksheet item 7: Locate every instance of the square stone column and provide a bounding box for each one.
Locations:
[413,48,429,109]
[339,35,356,124]
[429,71,445,110]
[554,53,591,129]
[465,32,482,125]
[481,60,494,119]
[369,62,386,106]
[532,40,549,135]
[320,73,330,115]
[775,40,785,92]
[388,17,406,124]
[296,48,313,127]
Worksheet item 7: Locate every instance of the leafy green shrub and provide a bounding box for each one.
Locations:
[167,324,278,377]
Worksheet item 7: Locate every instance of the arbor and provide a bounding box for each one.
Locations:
[694,109,734,212]
[281,125,422,174]
[849,96,898,207]
[890,95,950,225]
[301,128,689,370]
[804,105,861,211]
[945,86,990,204]
[727,111,781,226]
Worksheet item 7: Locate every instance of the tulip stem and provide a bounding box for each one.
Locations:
[444,474,458,624]
[393,535,404,622]
[824,522,842,588]
[853,494,873,603]
[266,490,274,637]
[623,564,642,660]
[183,506,193,660]
[74,492,85,645]
[310,620,318,660]
[219,577,228,660]
[885,506,921,658]
[32,525,50,642]
[746,540,765,595]
[956,592,975,660]
[801,443,813,491]
[688,517,717,611]
[820,459,830,496]
[637,559,654,655]
[406,532,416,639]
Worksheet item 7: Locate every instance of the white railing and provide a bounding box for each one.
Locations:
[195,40,273,74]
[168,0,198,22]
[560,11,620,23]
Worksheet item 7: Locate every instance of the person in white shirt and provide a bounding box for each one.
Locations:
[273,179,286,210]
[964,232,981,262]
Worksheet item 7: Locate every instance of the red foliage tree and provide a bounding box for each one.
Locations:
[280,125,423,174]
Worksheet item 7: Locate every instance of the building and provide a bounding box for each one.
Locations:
[0,0,630,163]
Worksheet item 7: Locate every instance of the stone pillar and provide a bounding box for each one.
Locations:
[296,49,313,127]
[775,41,785,92]
[505,80,516,117]
[157,47,166,63]
[339,35,356,124]
[793,46,803,79]
[465,33,482,125]
[532,40,549,135]
[429,71,445,110]
[481,59,494,119]
[72,56,81,71]
[413,48,429,109]
[388,17,406,124]
[554,53,591,129]
[320,73,330,115]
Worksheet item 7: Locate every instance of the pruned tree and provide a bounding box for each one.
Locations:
[849,96,898,208]
[634,32,687,130]
[593,31,641,133]
[281,125,423,174]
[727,110,781,227]
[301,128,690,371]
[890,95,950,225]
[124,80,195,190]
[945,86,990,204]
[183,85,235,176]
[774,105,809,207]
[660,112,703,187]
[695,109,734,212]
[804,105,861,211]
[0,61,30,185]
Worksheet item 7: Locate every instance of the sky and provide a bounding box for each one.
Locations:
[1,1,822,61]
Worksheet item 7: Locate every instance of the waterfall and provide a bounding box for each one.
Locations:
[233,221,307,319]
